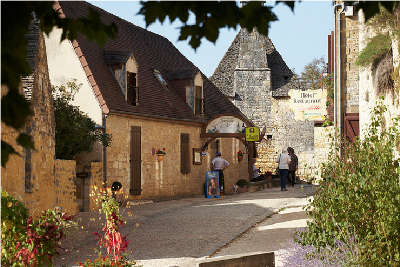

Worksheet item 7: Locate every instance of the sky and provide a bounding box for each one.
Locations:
[89,1,334,77]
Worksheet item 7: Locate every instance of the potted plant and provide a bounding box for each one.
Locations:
[236,179,248,193]
[156,148,166,162]
[237,150,244,162]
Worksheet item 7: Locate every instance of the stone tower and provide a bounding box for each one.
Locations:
[211,29,315,173]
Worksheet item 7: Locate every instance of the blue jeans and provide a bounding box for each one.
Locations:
[279,169,288,189]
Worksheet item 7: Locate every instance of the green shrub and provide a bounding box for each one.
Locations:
[355,33,392,67]
[298,99,400,266]
[1,191,28,266]
[1,191,75,266]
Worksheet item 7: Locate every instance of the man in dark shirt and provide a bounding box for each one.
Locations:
[288,147,298,187]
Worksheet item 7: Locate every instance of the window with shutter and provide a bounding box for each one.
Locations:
[127,72,138,106]
[180,133,190,174]
[194,86,202,115]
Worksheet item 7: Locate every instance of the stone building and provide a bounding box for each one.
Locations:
[332,3,361,142]
[46,1,251,199]
[333,3,399,143]
[211,29,330,175]
[1,20,79,216]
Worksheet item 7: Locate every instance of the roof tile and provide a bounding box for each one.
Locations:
[59,1,247,122]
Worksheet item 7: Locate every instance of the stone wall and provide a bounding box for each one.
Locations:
[106,114,248,199]
[342,13,360,114]
[1,29,57,218]
[89,162,104,211]
[55,160,79,214]
[255,97,315,175]
[211,28,324,176]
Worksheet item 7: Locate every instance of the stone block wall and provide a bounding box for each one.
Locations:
[89,162,104,211]
[106,114,248,199]
[255,97,315,175]
[298,126,335,179]
[55,160,79,214]
[1,30,57,218]
[211,28,324,177]
[342,14,360,114]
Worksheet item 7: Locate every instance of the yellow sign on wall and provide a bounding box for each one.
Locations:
[245,127,260,141]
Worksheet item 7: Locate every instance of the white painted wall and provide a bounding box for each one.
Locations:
[358,11,400,140]
[45,27,103,125]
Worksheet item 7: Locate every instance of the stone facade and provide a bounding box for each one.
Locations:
[55,160,79,214]
[88,162,104,211]
[211,29,321,175]
[106,114,249,199]
[1,25,57,217]
[340,11,360,114]
[334,6,399,151]
[1,27,83,217]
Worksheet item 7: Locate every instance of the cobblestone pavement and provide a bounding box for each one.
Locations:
[54,185,314,267]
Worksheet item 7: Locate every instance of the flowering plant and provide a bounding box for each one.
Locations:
[237,150,243,156]
[156,148,166,155]
[1,190,75,266]
[95,193,128,261]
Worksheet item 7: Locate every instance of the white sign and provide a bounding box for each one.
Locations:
[206,116,247,134]
[289,89,327,121]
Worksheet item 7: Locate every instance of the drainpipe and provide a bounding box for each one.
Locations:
[334,2,345,148]
[102,113,107,186]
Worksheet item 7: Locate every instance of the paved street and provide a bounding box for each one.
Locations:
[55,185,314,267]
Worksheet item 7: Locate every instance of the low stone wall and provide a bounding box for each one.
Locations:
[89,162,103,211]
[55,160,79,215]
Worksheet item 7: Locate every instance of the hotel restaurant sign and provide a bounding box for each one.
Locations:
[288,89,328,121]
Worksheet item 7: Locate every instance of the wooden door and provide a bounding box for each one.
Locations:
[180,133,190,174]
[344,113,359,143]
[130,126,142,195]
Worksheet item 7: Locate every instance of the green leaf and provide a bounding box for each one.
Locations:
[1,141,20,167]
[275,1,296,12]
[16,133,35,150]
[1,89,33,130]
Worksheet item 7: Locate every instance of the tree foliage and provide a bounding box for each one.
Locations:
[53,80,111,160]
[298,99,400,266]
[138,1,295,50]
[300,57,327,90]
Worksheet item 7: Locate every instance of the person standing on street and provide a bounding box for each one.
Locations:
[276,148,291,191]
[288,147,298,187]
[211,152,229,194]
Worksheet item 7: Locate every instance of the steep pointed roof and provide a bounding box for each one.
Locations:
[57,1,247,122]
[210,28,296,97]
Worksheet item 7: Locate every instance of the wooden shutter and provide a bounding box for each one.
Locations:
[127,72,137,106]
[180,133,190,174]
[344,113,359,143]
[195,86,202,115]
[130,126,142,195]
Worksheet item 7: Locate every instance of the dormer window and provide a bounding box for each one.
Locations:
[104,51,139,106]
[154,69,168,88]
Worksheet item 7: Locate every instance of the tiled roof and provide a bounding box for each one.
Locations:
[58,1,246,123]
